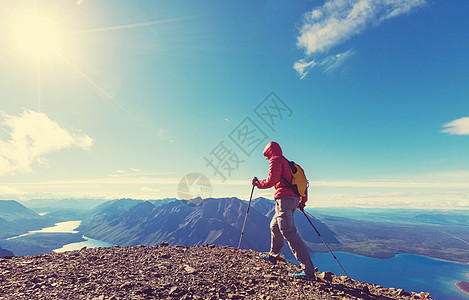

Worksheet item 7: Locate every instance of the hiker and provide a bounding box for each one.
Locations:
[252,141,315,280]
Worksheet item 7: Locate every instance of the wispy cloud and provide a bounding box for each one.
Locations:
[294,0,426,78]
[0,176,181,201]
[309,191,469,209]
[311,179,469,188]
[319,49,355,74]
[0,110,93,175]
[293,59,317,79]
[441,116,469,135]
[140,186,160,193]
[0,185,23,195]
[109,168,174,178]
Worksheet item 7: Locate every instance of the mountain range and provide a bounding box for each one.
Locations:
[78,197,338,257]
[2,197,468,264]
[19,198,108,211]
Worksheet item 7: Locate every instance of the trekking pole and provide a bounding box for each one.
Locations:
[238,185,255,249]
[302,210,349,277]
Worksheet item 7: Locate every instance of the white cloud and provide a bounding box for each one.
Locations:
[109,168,173,178]
[310,179,469,188]
[319,49,355,74]
[2,172,469,209]
[309,191,469,209]
[441,117,469,135]
[0,185,23,195]
[293,59,317,79]
[294,0,426,77]
[140,186,160,193]
[0,110,93,175]
[1,176,181,201]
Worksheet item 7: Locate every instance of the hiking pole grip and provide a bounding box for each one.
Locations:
[238,185,255,249]
[302,211,349,278]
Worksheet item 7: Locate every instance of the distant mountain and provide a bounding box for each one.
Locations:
[0,246,14,258]
[17,198,109,222]
[87,198,145,220]
[0,200,40,222]
[251,197,275,218]
[0,200,52,239]
[80,198,271,251]
[20,198,108,211]
[79,197,338,257]
[148,198,178,207]
[415,213,469,226]
[311,207,469,226]
[21,197,178,210]
[314,213,469,263]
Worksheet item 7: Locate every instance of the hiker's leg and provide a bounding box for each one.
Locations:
[277,196,315,274]
[269,199,284,257]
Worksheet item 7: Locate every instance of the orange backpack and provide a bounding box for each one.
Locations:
[282,157,308,197]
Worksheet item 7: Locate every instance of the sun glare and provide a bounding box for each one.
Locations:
[10,12,62,59]
[1,4,186,111]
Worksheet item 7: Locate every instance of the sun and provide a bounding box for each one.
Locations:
[1,3,190,112]
[9,12,62,59]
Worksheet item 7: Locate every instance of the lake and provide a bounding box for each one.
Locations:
[6,220,115,253]
[6,220,81,240]
[54,236,115,253]
[289,251,469,300]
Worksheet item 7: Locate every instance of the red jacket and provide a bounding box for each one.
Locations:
[256,142,308,203]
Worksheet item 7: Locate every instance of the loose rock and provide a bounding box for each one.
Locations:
[0,244,432,300]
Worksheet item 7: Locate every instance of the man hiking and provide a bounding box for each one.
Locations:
[252,141,315,280]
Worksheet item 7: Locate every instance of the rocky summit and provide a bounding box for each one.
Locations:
[0,243,433,300]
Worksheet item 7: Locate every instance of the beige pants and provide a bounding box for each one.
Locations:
[270,196,315,274]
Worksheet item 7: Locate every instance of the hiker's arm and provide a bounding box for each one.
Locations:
[256,157,282,189]
[300,188,308,204]
[298,189,308,211]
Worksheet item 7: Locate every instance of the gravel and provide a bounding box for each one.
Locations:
[0,243,433,299]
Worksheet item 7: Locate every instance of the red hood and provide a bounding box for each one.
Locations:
[263,141,283,159]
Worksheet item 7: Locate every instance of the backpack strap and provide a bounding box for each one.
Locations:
[281,156,306,197]
[279,156,296,192]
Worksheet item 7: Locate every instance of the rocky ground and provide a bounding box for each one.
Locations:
[0,243,433,300]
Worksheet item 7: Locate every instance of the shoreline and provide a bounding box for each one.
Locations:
[326,250,469,265]
[455,281,469,296]
[393,253,469,265]
[454,273,469,296]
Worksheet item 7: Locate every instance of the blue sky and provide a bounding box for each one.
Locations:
[0,0,468,209]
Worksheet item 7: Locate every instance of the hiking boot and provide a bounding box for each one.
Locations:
[260,253,277,263]
[289,271,315,280]
[275,254,286,262]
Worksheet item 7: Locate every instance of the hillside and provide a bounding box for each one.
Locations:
[79,198,271,251]
[0,200,53,240]
[0,246,13,258]
[315,214,469,263]
[0,200,40,222]
[78,197,338,256]
[0,243,433,299]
